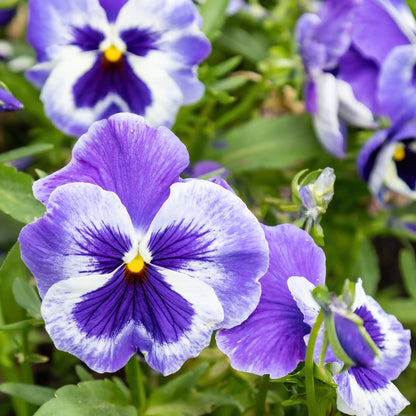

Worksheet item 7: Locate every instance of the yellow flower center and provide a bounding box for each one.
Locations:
[393,144,406,162]
[126,254,145,273]
[104,45,123,63]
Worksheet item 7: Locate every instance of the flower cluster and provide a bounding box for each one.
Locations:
[297,0,416,222]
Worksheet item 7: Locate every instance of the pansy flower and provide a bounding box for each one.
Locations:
[358,121,416,204]
[290,278,410,416]
[296,0,375,158]
[216,224,326,378]
[19,113,269,375]
[297,0,416,157]
[26,0,210,136]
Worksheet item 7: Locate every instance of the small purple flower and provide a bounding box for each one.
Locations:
[357,121,416,204]
[290,278,410,416]
[26,0,211,137]
[18,113,269,375]
[216,224,326,378]
[0,86,23,111]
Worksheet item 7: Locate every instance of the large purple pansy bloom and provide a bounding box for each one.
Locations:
[357,121,416,203]
[19,114,269,375]
[216,224,325,378]
[26,0,210,137]
[289,278,410,416]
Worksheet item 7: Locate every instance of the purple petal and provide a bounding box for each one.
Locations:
[335,367,409,416]
[352,280,411,380]
[0,87,23,112]
[141,179,269,329]
[19,183,135,298]
[338,46,381,115]
[378,45,416,124]
[42,263,223,374]
[27,0,108,62]
[0,6,16,27]
[33,114,189,234]
[351,0,413,65]
[216,224,325,378]
[99,0,128,22]
[296,0,360,74]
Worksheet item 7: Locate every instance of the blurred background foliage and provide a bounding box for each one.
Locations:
[0,0,415,415]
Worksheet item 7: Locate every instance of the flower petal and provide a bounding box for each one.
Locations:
[42,264,223,374]
[378,45,416,124]
[27,0,108,62]
[141,179,269,328]
[351,0,414,65]
[335,367,409,416]
[33,114,189,235]
[216,224,325,378]
[19,182,135,297]
[312,72,347,158]
[352,280,411,380]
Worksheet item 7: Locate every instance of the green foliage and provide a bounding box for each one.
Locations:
[0,164,45,224]
[34,380,137,416]
[0,383,55,406]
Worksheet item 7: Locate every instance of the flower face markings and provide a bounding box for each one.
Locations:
[120,28,160,56]
[148,218,215,270]
[355,305,385,352]
[393,139,416,190]
[72,55,152,113]
[70,25,105,51]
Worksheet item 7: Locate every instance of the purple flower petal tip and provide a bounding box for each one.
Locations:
[0,87,23,112]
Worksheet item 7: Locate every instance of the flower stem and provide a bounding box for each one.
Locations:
[305,310,324,416]
[255,374,270,416]
[126,355,146,414]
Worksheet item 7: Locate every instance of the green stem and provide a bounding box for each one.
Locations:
[125,355,146,414]
[255,374,270,416]
[305,310,324,416]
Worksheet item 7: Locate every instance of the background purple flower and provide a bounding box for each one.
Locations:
[26,0,211,137]
[19,114,269,375]
[358,121,416,203]
[0,86,23,111]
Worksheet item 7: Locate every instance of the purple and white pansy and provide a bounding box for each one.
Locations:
[18,113,269,375]
[217,222,410,415]
[26,0,210,137]
[289,277,410,416]
[296,0,376,158]
[216,224,326,379]
[358,121,416,204]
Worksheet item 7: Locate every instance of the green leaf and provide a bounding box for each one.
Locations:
[0,383,55,406]
[352,237,380,296]
[0,243,32,324]
[75,365,94,382]
[35,380,137,416]
[12,279,41,318]
[0,143,53,164]
[0,319,42,332]
[0,164,45,224]
[146,364,238,416]
[399,248,416,301]
[208,115,321,172]
[199,0,229,39]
